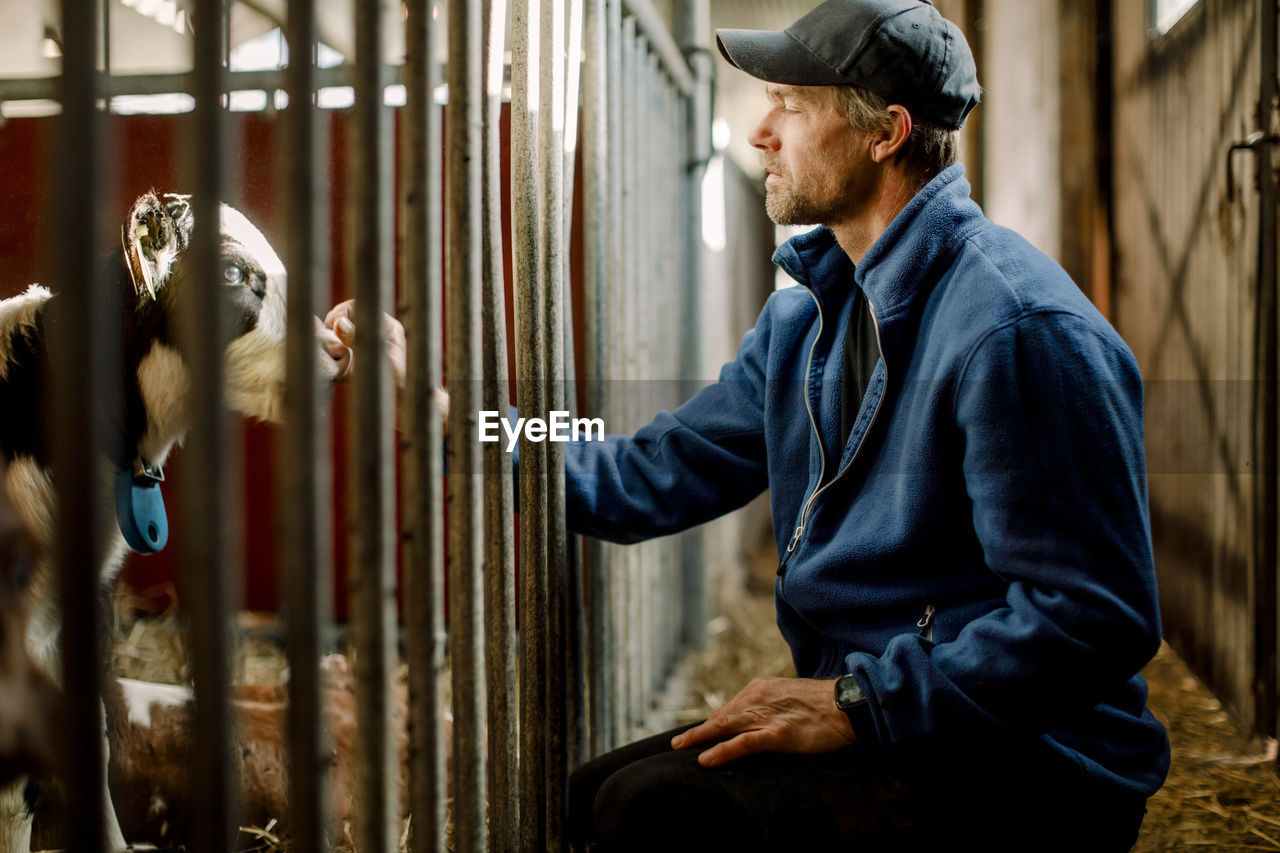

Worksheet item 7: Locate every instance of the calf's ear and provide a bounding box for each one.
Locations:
[121,191,194,302]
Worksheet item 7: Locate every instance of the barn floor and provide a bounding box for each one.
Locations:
[105,567,1280,852]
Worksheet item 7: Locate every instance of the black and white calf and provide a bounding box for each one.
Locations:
[0,191,343,851]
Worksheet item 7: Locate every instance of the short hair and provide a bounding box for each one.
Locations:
[833,85,959,189]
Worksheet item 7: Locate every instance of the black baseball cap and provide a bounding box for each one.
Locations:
[715,0,981,130]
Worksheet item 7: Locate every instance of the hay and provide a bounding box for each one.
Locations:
[105,564,1280,852]
[1134,643,1280,851]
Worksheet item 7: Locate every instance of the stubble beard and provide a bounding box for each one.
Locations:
[763,168,849,227]
[764,183,826,227]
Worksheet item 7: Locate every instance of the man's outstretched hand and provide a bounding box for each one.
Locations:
[670,676,857,767]
[324,298,407,390]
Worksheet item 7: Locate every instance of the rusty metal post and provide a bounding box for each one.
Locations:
[511,0,550,846]
[281,0,333,849]
[446,0,490,849]
[402,0,449,850]
[52,0,110,849]
[183,0,239,847]
[621,18,643,736]
[539,0,571,842]
[606,0,629,746]
[581,0,612,759]
[481,0,518,848]
[675,0,711,655]
[351,0,398,849]
[561,0,590,776]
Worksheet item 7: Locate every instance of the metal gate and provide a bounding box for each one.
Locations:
[0,0,771,849]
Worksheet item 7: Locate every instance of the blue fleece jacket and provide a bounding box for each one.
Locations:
[562,164,1171,799]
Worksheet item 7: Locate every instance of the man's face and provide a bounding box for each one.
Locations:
[748,85,876,228]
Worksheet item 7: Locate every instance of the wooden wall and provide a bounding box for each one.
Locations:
[1110,0,1267,728]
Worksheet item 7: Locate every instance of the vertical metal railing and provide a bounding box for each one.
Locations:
[36,0,712,849]
[480,0,520,849]
[581,0,612,759]
[676,0,712,655]
[623,15,644,737]
[511,0,551,848]
[605,0,629,752]
[562,0,590,776]
[281,0,333,849]
[52,0,109,849]
[351,0,400,849]
[403,0,450,848]
[445,0,491,850]
[540,0,572,844]
[573,0,707,753]
[184,0,238,848]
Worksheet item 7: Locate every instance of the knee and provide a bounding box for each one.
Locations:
[589,759,730,852]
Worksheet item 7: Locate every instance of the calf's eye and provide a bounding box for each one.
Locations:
[224,263,245,284]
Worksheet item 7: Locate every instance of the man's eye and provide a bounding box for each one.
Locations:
[224,263,245,284]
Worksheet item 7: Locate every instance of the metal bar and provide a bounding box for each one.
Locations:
[512,0,550,846]
[481,0,518,847]
[563,0,586,238]
[635,49,653,718]
[581,0,611,759]
[540,0,571,841]
[281,0,332,849]
[606,0,628,745]
[52,0,108,848]
[402,0,449,848]
[675,0,709,654]
[623,19,643,735]
[620,0,695,96]
[352,0,398,848]
[101,0,111,111]
[446,0,490,848]
[561,0,589,773]
[0,64,415,102]
[184,0,237,848]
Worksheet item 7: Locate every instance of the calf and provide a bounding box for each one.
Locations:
[30,655,414,848]
[0,460,58,790]
[0,191,344,850]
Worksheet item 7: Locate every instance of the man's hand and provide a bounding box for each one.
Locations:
[323,298,407,390]
[670,677,857,767]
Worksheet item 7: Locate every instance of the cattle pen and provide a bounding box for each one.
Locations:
[9,1,1280,851]
[0,0,777,850]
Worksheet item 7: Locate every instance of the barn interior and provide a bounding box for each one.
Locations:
[0,0,1278,851]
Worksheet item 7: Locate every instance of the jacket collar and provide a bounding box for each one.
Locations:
[773,164,984,324]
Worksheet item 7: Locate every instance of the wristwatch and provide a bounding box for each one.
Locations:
[834,674,875,743]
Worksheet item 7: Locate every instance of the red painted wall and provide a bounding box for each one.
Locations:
[0,104,581,620]
[0,110,374,618]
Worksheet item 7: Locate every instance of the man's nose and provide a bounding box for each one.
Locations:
[748,114,778,151]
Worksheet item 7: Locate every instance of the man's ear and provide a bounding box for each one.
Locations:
[869,105,912,164]
[121,191,193,301]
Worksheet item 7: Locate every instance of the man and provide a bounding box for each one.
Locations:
[557,0,1170,850]
[330,0,1170,847]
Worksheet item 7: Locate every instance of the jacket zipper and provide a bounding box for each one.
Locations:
[777,287,887,577]
[917,604,936,643]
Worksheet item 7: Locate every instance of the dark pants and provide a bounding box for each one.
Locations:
[567,724,1148,852]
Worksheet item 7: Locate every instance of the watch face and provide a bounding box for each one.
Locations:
[835,674,865,708]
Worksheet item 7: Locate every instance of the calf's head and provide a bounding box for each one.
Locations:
[121,191,343,426]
